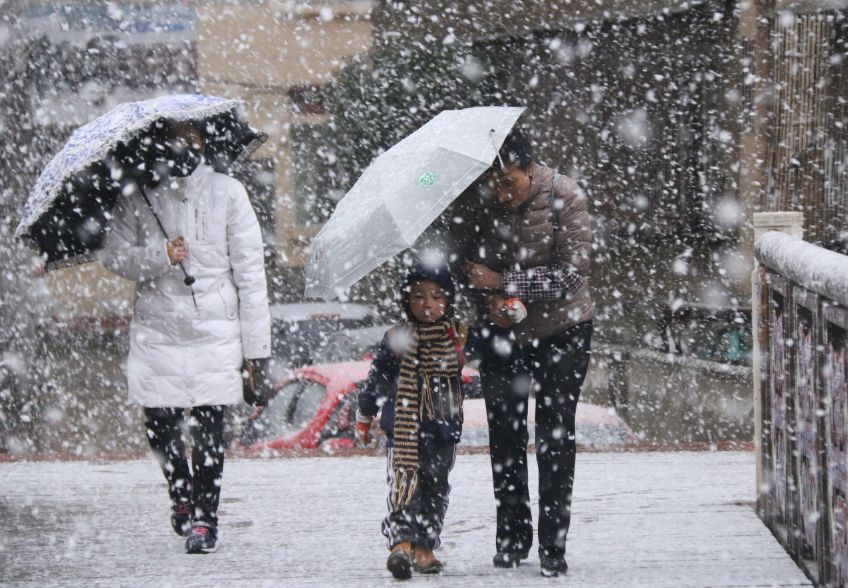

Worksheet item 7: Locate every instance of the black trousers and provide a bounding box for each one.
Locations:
[382,439,457,550]
[143,405,225,528]
[480,321,592,559]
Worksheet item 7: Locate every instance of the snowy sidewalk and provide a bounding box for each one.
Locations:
[0,451,811,587]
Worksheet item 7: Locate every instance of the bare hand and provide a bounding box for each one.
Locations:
[487,293,513,328]
[464,259,503,290]
[167,236,186,265]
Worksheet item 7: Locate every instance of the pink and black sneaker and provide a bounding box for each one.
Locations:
[185,523,217,554]
[170,502,192,537]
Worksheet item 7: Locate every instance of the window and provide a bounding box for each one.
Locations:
[290,381,326,429]
[256,381,303,439]
[241,379,327,444]
[288,84,329,115]
[320,390,357,441]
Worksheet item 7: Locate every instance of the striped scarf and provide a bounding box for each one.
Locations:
[390,318,462,511]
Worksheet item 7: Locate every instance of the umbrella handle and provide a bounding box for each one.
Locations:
[135,183,198,297]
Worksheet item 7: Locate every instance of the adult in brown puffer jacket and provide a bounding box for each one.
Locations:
[460,129,593,578]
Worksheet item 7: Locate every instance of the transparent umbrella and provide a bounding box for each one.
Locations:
[304,105,525,300]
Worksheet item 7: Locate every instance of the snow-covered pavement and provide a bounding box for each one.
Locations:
[0,451,811,587]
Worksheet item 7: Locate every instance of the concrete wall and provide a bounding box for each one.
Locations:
[584,347,754,443]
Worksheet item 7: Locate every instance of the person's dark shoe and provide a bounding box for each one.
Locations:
[386,541,412,580]
[185,523,217,554]
[540,556,568,577]
[170,502,192,537]
[413,546,443,574]
[493,549,530,568]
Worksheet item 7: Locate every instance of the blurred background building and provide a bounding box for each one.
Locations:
[1,0,846,451]
[0,0,374,315]
[1,1,202,317]
[3,1,845,325]
[196,0,373,277]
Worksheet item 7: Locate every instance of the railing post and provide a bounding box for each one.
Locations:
[821,303,848,587]
[752,212,804,508]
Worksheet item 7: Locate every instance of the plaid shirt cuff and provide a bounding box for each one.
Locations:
[502,265,585,302]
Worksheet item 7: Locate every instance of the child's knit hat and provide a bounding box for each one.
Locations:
[401,261,456,316]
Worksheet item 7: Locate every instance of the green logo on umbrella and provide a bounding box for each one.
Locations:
[418,171,438,188]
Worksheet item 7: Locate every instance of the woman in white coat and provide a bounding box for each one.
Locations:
[99,121,271,554]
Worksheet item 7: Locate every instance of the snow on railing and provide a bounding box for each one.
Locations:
[753,229,848,587]
[756,230,848,308]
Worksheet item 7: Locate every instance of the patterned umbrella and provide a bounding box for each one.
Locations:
[15,93,266,269]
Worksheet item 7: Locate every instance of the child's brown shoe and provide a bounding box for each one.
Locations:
[413,546,444,574]
[387,541,413,580]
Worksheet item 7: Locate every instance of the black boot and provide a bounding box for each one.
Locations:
[185,523,217,554]
[540,555,568,577]
[493,549,530,568]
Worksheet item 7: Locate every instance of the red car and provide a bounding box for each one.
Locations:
[235,361,478,452]
[235,360,636,452]
[235,361,367,451]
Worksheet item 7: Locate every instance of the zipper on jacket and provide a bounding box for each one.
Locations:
[511,210,520,260]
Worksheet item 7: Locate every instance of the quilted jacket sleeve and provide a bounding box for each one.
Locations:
[226,179,272,359]
[553,175,592,279]
[501,175,591,301]
[99,193,172,282]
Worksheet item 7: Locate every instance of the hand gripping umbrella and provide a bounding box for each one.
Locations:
[136,182,196,287]
[304,106,525,300]
[15,94,266,282]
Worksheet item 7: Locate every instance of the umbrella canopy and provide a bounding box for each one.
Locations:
[15,93,266,269]
[305,105,525,300]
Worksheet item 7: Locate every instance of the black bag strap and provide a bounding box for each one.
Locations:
[549,171,561,237]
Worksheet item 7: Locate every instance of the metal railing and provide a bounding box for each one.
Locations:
[754,228,848,587]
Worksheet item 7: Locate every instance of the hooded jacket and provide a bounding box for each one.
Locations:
[358,265,473,444]
[99,163,271,408]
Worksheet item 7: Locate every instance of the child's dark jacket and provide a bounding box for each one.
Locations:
[358,322,478,445]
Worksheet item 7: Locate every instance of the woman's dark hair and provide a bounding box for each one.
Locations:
[498,128,533,170]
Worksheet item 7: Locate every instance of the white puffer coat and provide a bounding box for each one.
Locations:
[100,164,271,408]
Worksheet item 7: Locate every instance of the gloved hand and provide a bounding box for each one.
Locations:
[355,411,373,447]
[503,298,528,323]
[243,357,274,406]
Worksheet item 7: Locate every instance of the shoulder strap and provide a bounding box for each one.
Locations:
[456,322,469,349]
[452,321,469,370]
[549,172,561,236]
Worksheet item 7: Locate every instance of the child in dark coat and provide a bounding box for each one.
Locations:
[356,263,474,580]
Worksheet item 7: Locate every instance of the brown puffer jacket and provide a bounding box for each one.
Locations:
[467,163,593,345]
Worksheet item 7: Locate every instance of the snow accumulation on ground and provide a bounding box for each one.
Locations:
[0,451,811,587]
